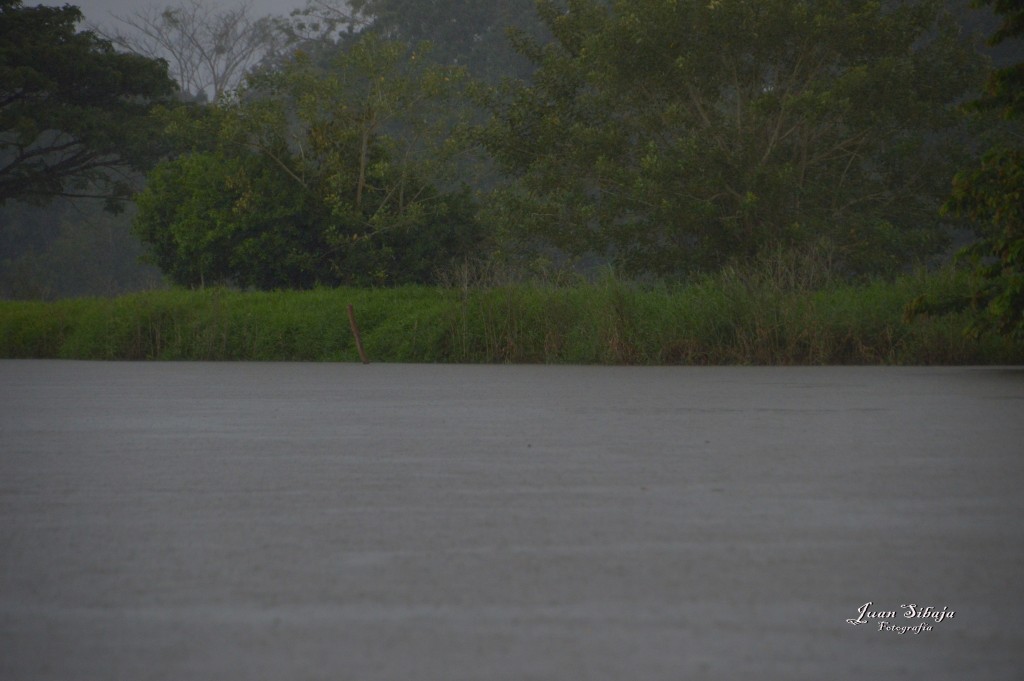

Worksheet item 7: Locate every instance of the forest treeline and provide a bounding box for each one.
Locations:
[1,0,1022,340]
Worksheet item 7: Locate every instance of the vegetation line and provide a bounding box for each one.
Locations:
[1,269,1020,365]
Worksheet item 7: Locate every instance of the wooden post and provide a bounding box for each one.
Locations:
[347,304,369,364]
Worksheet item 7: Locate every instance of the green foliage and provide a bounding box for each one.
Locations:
[940,0,1024,338]
[0,298,77,356]
[133,33,483,289]
[480,0,985,279]
[946,146,1024,337]
[134,149,325,288]
[0,199,162,299]
[2,270,1019,364]
[0,0,177,206]
[347,0,544,82]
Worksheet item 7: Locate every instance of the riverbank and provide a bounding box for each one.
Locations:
[1,268,1020,364]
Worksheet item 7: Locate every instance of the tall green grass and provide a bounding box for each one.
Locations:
[1,268,1020,364]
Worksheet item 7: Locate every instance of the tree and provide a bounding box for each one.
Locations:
[133,33,482,288]
[284,0,545,83]
[349,0,544,81]
[282,0,371,41]
[480,0,986,279]
[0,199,161,299]
[256,34,473,213]
[101,0,283,101]
[942,0,1024,338]
[0,0,177,206]
[134,145,325,288]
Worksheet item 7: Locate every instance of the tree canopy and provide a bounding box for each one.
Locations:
[942,0,1024,338]
[103,0,282,101]
[480,0,986,279]
[133,34,482,289]
[0,0,177,207]
[285,0,545,82]
[352,0,544,81]
[97,0,1017,296]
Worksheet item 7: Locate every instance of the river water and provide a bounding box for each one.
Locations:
[2,361,1023,680]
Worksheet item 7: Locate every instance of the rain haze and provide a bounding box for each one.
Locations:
[41,0,305,25]
[3,0,1024,679]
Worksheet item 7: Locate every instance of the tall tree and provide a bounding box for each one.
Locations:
[481,0,986,279]
[943,0,1024,338]
[0,0,177,206]
[291,0,545,82]
[101,0,282,101]
[134,33,482,289]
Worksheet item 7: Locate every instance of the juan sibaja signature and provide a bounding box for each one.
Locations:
[847,602,955,634]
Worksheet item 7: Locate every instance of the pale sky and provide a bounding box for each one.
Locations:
[38,0,306,27]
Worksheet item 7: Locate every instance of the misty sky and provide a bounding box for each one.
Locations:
[38,0,305,26]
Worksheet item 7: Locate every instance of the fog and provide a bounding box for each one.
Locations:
[37,0,305,25]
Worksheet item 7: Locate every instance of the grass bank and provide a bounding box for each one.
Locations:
[0,268,1019,364]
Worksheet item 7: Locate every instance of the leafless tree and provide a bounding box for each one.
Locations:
[99,0,283,101]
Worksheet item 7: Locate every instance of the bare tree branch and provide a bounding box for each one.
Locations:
[96,0,283,101]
